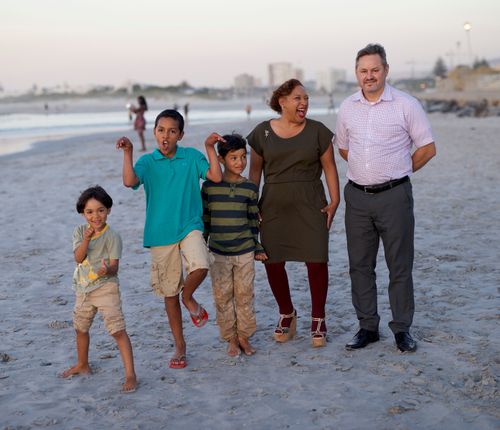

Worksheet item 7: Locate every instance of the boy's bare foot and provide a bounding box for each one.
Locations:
[238,336,257,356]
[227,337,241,357]
[122,375,137,393]
[61,363,92,378]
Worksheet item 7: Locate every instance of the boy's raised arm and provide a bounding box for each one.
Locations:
[204,133,224,183]
[116,137,140,187]
[74,226,94,263]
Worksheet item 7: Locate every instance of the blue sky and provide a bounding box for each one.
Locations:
[1,0,499,90]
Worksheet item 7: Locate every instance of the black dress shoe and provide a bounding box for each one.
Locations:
[345,328,380,350]
[395,332,417,352]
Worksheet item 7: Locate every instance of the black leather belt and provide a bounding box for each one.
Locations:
[349,176,409,194]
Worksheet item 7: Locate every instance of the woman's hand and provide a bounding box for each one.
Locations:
[255,252,268,262]
[321,202,337,230]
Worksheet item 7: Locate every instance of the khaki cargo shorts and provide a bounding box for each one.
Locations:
[150,230,212,297]
[73,282,126,335]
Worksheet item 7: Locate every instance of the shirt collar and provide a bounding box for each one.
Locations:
[354,84,393,105]
[152,146,186,161]
[88,224,108,240]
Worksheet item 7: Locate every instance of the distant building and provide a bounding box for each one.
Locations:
[268,62,304,89]
[302,80,317,92]
[488,57,500,72]
[295,68,305,83]
[234,73,257,97]
[437,66,500,92]
[316,68,347,94]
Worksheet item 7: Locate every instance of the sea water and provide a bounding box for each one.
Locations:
[0,105,331,157]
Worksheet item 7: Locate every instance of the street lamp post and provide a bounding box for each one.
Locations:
[464,21,473,67]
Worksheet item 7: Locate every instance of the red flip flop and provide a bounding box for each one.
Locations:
[189,304,208,328]
[169,355,187,369]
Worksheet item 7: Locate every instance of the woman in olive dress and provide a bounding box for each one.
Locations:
[247,79,340,347]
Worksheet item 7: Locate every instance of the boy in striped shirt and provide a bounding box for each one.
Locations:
[202,134,267,357]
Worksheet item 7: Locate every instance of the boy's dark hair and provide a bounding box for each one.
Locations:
[217,133,247,158]
[269,78,304,114]
[356,43,388,67]
[76,185,113,213]
[154,109,185,132]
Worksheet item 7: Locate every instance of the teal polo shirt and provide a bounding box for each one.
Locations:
[133,146,209,247]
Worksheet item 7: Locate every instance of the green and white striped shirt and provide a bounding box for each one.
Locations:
[202,179,264,256]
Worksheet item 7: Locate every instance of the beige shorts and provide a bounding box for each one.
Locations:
[73,282,126,335]
[150,230,212,297]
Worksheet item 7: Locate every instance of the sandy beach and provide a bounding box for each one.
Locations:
[0,110,498,429]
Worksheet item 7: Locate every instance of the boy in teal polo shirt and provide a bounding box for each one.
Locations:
[117,109,223,369]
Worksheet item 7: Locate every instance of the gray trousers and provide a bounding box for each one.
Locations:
[344,181,415,334]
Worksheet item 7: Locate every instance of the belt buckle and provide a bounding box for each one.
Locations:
[363,186,375,194]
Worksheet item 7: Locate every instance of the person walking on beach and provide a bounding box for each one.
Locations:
[202,134,268,357]
[335,44,436,353]
[248,79,340,348]
[129,95,148,152]
[62,186,137,393]
[116,109,223,369]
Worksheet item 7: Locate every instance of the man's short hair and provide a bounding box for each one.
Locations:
[356,44,388,67]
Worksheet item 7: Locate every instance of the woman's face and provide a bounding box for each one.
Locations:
[280,85,309,123]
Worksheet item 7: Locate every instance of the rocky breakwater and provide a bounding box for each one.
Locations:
[418,90,500,117]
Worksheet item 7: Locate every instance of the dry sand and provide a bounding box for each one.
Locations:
[0,112,498,429]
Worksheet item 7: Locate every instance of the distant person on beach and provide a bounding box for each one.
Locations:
[62,186,137,393]
[335,43,436,353]
[116,109,223,369]
[129,95,148,152]
[328,94,335,113]
[248,79,340,348]
[202,134,268,357]
[245,104,252,119]
[183,103,189,120]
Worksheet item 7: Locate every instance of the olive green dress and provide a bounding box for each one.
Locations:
[247,119,333,263]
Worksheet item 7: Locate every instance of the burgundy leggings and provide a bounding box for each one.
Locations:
[264,262,329,318]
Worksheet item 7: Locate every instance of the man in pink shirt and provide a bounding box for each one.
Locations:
[335,44,436,353]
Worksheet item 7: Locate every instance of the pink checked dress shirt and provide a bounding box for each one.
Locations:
[334,84,434,185]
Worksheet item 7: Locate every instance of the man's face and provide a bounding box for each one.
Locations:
[355,54,389,101]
